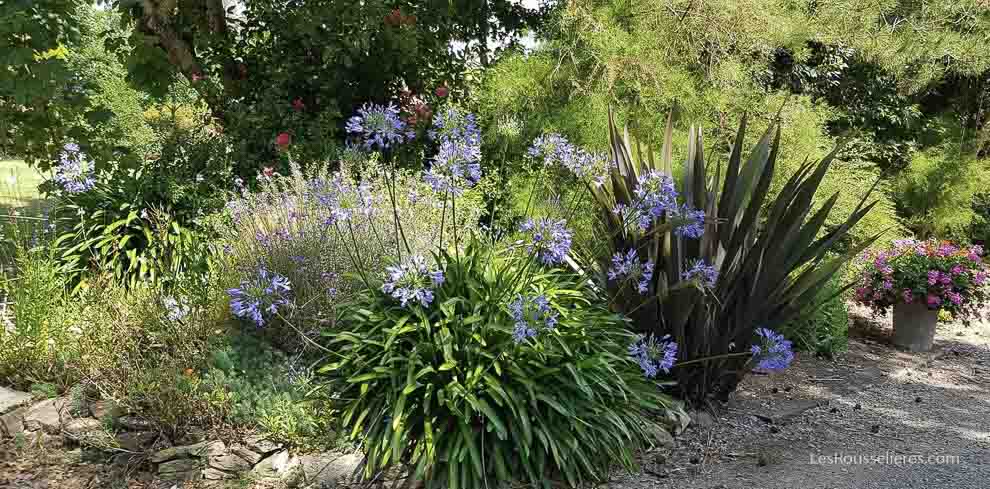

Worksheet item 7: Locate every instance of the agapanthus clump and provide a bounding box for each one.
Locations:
[381,255,445,308]
[628,334,678,378]
[520,218,573,265]
[307,173,374,226]
[681,259,718,289]
[53,143,96,194]
[855,238,989,318]
[346,103,414,151]
[228,267,293,327]
[608,249,654,294]
[751,328,794,371]
[508,294,559,343]
[423,107,483,196]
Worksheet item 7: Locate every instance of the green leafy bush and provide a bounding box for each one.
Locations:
[324,240,672,488]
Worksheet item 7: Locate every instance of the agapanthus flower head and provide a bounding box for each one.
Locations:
[528,133,575,168]
[520,218,572,265]
[429,107,481,146]
[508,294,558,343]
[163,296,191,322]
[628,334,678,378]
[54,143,96,194]
[381,255,445,308]
[608,249,655,294]
[307,173,374,225]
[671,204,706,239]
[345,102,413,151]
[682,259,718,289]
[423,139,482,196]
[751,328,794,371]
[634,171,678,220]
[227,267,292,327]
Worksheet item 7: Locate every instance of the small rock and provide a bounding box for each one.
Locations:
[152,440,226,463]
[89,400,123,423]
[870,424,881,434]
[244,434,283,455]
[783,386,792,392]
[650,425,675,449]
[251,450,300,481]
[854,403,862,410]
[231,445,264,465]
[915,396,922,403]
[159,458,201,475]
[202,467,236,480]
[690,410,716,429]
[116,431,158,452]
[117,416,154,431]
[24,397,70,433]
[175,427,207,446]
[689,456,700,465]
[769,426,780,434]
[771,387,779,394]
[209,453,253,473]
[0,407,27,438]
[295,452,363,486]
[829,407,840,414]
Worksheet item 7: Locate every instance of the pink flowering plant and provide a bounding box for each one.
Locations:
[854,239,989,319]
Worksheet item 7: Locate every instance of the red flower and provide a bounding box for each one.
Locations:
[435,84,449,98]
[276,132,291,148]
[191,72,204,83]
[263,166,275,177]
[292,98,305,111]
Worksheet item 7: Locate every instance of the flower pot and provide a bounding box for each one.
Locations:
[892,302,939,352]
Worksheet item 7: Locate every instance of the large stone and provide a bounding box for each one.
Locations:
[152,440,226,463]
[649,425,675,449]
[203,467,237,480]
[251,450,300,481]
[23,397,70,433]
[0,387,32,414]
[0,406,26,438]
[244,434,283,455]
[209,453,253,473]
[159,459,202,481]
[661,406,691,436]
[295,451,362,486]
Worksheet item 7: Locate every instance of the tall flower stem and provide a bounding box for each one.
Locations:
[385,155,411,258]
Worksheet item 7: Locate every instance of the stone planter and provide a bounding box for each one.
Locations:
[892,302,938,352]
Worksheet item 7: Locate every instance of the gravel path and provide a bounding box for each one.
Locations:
[610,305,990,489]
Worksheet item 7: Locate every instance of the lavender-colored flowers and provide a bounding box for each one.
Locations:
[227,267,292,327]
[635,171,678,220]
[520,218,573,265]
[608,249,655,294]
[163,296,191,322]
[508,294,559,343]
[671,204,706,238]
[528,133,610,179]
[54,143,96,194]
[681,259,718,289]
[429,107,481,146]
[750,328,794,371]
[345,103,414,151]
[628,334,678,378]
[307,173,374,225]
[381,255,445,308]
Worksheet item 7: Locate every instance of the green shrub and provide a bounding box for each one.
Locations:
[778,274,849,357]
[324,240,673,488]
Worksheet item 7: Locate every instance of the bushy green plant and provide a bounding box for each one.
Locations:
[778,274,850,356]
[324,239,672,488]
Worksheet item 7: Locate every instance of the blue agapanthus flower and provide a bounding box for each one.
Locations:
[429,107,481,146]
[628,334,678,378]
[424,140,482,196]
[163,296,191,322]
[381,255,445,308]
[751,328,794,371]
[681,259,718,289]
[227,267,292,327]
[345,103,414,151]
[54,143,96,194]
[635,171,678,221]
[528,133,575,168]
[608,248,655,294]
[672,204,706,238]
[307,173,374,226]
[509,294,559,343]
[520,218,573,265]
